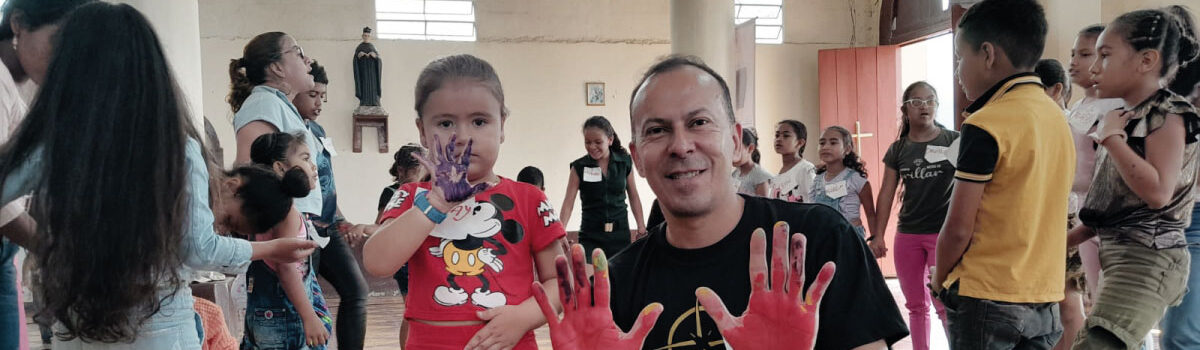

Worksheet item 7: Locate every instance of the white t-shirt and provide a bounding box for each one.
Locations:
[0,67,28,226]
[768,159,816,203]
[731,163,773,196]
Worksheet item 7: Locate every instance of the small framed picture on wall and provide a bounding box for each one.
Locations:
[585,82,605,106]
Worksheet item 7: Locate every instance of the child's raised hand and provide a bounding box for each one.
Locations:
[694,222,835,350]
[414,134,490,204]
[532,244,663,350]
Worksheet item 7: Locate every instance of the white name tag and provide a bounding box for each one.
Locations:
[925,145,949,164]
[583,167,602,182]
[824,181,848,199]
[320,137,338,157]
[307,220,330,248]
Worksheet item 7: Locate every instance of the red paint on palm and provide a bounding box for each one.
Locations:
[533,244,663,350]
[696,222,836,350]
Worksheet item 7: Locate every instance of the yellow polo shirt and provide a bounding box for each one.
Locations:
[945,74,1075,303]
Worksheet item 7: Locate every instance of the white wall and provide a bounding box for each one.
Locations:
[198,0,878,227]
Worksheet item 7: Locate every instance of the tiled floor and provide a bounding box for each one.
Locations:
[22,279,948,350]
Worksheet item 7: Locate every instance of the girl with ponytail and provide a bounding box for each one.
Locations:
[236,132,334,349]
[874,81,959,350]
[1068,6,1200,349]
[732,127,771,196]
[228,31,324,221]
[561,115,647,261]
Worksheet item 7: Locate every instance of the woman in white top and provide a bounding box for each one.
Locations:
[768,119,815,202]
[228,31,323,217]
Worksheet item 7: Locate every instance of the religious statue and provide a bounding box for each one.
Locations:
[352,26,388,153]
[354,26,382,107]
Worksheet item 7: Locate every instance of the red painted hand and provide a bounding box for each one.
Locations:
[532,244,663,350]
[695,222,836,350]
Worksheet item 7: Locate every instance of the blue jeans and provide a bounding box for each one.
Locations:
[940,282,1063,349]
[1160,204,1200,349]
[241,260,331,350]
[0,239,19,350]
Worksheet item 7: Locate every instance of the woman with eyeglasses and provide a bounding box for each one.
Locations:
[874,81,959,350]
[228,32,323,220]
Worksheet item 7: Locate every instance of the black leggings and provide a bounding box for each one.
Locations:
[312,225,369,350]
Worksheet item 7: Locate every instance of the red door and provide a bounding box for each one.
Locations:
[818,46,901,277]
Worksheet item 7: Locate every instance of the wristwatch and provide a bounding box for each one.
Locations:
[414,191,447,224]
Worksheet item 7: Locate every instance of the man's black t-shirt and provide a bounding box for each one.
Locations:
[608,195,908,350]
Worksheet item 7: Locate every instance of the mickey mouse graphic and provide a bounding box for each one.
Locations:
[423,188,524,309]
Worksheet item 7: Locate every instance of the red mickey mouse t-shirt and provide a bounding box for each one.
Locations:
[379,177,565,321]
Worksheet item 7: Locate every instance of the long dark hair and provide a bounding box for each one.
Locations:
[226,165,310,233]
[778,119,808,155]
[741,127,760,164]
[1111,6,1200,95]
[0,0,94,41]
[815,126,869,177]
[0,2,196,342]
[228,31,287,112]
[583,115,627,156]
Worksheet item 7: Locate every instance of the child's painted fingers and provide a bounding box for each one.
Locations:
[462,138,476,167]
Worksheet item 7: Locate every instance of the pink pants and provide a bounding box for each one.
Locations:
[895,233,947,350]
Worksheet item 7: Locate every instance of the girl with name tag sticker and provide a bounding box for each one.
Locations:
[875,81,959,350]
[808,126,877,241]
[561,116,647,263]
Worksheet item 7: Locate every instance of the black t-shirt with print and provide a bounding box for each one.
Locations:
[608,195,909,350]
[882,128,960,234]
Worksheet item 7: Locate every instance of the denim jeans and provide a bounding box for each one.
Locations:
[241,259,331,350]
[1159,203,1200,350]
[940,282,1063,349]
[0,240,18,350]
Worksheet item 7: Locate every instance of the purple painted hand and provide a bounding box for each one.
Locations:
[414,134,489,203]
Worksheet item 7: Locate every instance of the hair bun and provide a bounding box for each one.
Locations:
[280,167,312,198]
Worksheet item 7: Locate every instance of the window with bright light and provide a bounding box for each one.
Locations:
[734,0,783,44]
[375,0,476,42]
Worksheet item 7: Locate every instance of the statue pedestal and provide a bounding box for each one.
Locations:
[352,106,388,153]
